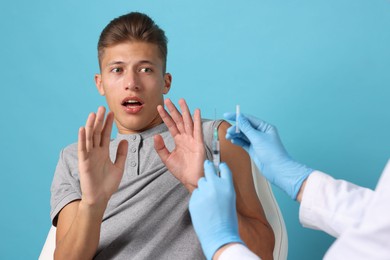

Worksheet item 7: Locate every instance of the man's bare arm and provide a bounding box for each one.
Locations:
[219,121,275,260]
[54,107,128,259]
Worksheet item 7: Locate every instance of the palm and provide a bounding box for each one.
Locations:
[164,134,205,188]
[78,107,128,205]
[79,148,122,200]
[154,99,205,192]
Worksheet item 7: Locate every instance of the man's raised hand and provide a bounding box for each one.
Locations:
[78,106,128,207]
[154,99,205,192]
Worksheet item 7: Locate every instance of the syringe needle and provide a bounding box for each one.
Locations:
[236,105,240,133]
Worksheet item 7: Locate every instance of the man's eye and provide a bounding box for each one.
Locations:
[139,67,152,73]
[111,68,123,73]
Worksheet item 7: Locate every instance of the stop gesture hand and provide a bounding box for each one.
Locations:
[78,106,128,207]
[154,98,205,192]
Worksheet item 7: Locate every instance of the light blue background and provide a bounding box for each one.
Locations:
[1,1,389,259]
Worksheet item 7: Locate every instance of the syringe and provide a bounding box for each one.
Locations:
[212,127,220,176]
[236,104,240,133]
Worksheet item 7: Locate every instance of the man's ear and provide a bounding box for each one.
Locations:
[162,73,172,94]
[95,74,105,96]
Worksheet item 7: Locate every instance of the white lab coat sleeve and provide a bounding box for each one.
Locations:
[218,244,261,260]
[324,161,390,259]
[299,171,374,237]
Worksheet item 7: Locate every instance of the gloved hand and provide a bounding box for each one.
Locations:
[189,160,244,260]
[224,113,313,200]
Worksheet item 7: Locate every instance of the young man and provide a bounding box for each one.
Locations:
[50,12,274,259]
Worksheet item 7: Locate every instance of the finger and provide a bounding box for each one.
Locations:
[225,112,267,134]
[78,127,87,161]
[85,112,96,151]
[153,134,170,164]
[93,106,106,147]
[229,137,250,152]
[157,105,179,137]
[219,163,234,186]
[223,112,236,122]
[203,160,217,182]
[164,98,185,134]
[114,139,129,171]
[226,124,241,135]
[189,187,199,206]
[190,187,199,198]
[238,114,273,133]
[178,98,194,135]
[196,176,207,189]
[225,130,250,145]
[101,111,115,147]
[193,109,204,142]
[236,114,260,137]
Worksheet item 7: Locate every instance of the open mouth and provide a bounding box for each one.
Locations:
[121,97,144,108]
[121,97,144,114]
[122,100,143,107]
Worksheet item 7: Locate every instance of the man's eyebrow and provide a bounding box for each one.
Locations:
[105,61,126,67]
[105,60,157,68]
[138,60,156,66]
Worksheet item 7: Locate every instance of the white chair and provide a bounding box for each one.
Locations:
[39,160,288,260]
[39,224,56,260]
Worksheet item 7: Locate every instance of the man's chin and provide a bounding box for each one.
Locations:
[115,122,157,134]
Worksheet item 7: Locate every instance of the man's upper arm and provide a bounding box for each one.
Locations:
[218,121,275,260]
[50,147,82,245]
[218,121,267,219]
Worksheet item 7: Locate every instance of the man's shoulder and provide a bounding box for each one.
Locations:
[201,118,224,132]
[61,142,78,154]
[201,118,219,126]
[56,142,78,164]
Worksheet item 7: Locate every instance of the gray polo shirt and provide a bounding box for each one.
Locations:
[50,120,222,259]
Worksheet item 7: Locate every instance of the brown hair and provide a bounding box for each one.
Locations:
[97,12,168,72]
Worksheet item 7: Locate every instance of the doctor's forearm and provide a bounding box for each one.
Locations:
[299,171,374,237]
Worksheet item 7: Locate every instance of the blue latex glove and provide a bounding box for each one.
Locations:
[224,113,313,200]
[189,160,244,260]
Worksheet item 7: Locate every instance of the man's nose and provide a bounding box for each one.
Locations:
[124,71,140,91]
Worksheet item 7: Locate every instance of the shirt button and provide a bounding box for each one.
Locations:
[131,147,137,153]
[130,161,137,167]
[131,135,136,140]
